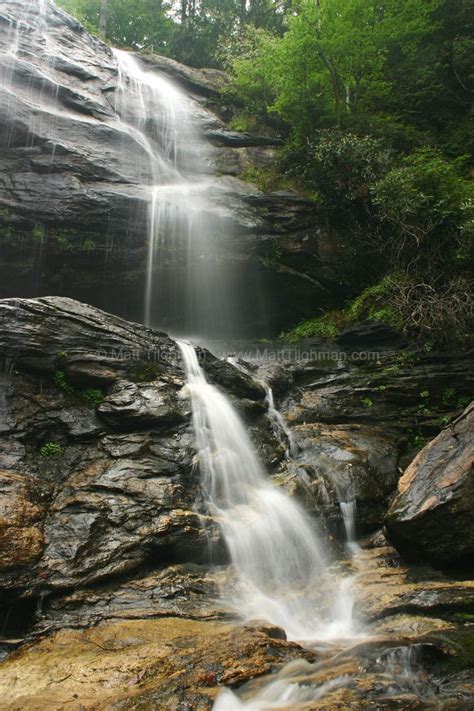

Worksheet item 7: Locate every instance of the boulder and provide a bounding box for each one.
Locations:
[282,422,400,533]
[385,404,474,568]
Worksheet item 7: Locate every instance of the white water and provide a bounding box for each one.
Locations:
[178,341,356,642]
[112,50,240,338]
[226,355,296,458]
[214,672,351,711]
[340,499,360,554]
[263,385,298,458]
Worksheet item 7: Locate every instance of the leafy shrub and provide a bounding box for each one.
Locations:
[281,131,391,210]
[372,148,473,265]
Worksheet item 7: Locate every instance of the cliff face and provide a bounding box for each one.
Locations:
[0,0,350,334]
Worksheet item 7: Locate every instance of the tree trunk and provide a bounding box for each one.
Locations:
[240,0,248,25]
[181,0,188,24]
[99,0,108,36]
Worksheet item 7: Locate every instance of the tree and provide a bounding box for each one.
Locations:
[99,0,108,35]
[57,0,173,51]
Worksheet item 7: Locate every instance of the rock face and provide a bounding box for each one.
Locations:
[385,405,474,568]
[255,342,473,534]
[0,0,349,335]
[0,297,275,602]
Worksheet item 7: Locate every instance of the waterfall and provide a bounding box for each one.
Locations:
[340,499,360,553]
[226,355,297,458]
[178,340,356,642]
[112,50,241,339]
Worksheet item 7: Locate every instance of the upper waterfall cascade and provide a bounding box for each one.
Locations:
[112,49,244,339]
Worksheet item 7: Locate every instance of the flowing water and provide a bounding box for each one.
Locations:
[178,341,356,643]
[112,50,242,339]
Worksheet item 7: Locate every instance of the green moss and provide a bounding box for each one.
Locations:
[0,225,15,244]
[433,627,474,673]
[32,224,45,241]
[452,612,474,622]
[81,388,105,407]
[82,239,96,252]
[40,442,63,458]
[50,228,75,251]
[131,361,162,383]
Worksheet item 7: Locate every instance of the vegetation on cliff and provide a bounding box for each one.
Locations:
[58,0,473,347]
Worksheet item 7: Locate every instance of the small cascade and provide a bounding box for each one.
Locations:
[226,356,296,458]
[0,358,15,414]
[214,672,351,710]
[263,384,297,459]
[340,499,360,554]
[178,340,357,642]
[377,645,435,700]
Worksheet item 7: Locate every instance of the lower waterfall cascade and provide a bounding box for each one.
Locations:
[178,341,360,707]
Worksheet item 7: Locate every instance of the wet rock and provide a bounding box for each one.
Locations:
[353,544,474,623]
[206,129,280,147]
[337,321,408,350]
[142,52,230,98]
[0,471,44,574]
[385,404,474,568]
[288,423,400,532]
[98,380,189,428]
[0,297,280,601]
[0,617,315,710]
[37,564,228,631]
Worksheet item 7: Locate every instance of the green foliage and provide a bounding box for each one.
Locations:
[240,165,298,194]
[59,0,291,67]
[57,0,174,51]
[54,369,75,396]
[281,311,341,342]
[406,428,427,450]
[281,132,391,210]
[131,361,162,382]
[372,149,473,259]
[81,388,105,407]
[40,442,63,458]
[82,239,96,252]
[32,225,45,241]
[221,26,279,123]
[346,278,399,327]
[361,397,374,408]
[54,370,104,407]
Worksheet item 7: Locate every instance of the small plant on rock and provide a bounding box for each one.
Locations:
[40,442,63,458]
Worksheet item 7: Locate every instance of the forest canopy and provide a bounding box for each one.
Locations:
[58,0,474,347]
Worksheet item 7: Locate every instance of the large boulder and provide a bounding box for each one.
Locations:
[385,404,474,568]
